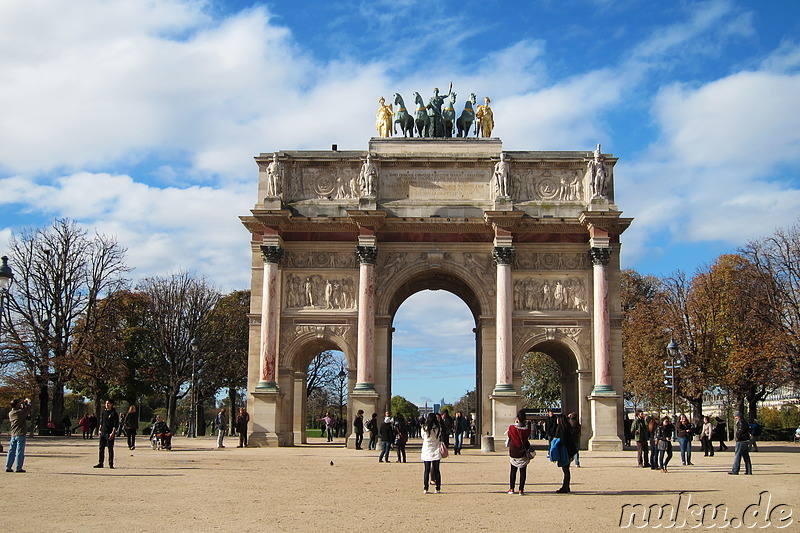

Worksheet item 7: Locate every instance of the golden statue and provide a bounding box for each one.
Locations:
[475,96,494,138]
[375,96,393,138]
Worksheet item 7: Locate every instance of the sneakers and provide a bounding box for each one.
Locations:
[519,490,525,496]
[15,469,25,473]
[423,489,428,494]
[508,489,515,495]
[434,489,441,494]
[5,469,12,473]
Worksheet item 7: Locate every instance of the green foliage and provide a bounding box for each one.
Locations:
[520,351,561,409]
[391,395,419,421]
[759,405,800,429]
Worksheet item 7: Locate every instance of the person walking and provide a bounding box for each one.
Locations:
[378,416,394,463]
[353,410,364,450]
[394,414,408,463]
[568,412,582,467]
[215,408,228,448]
[420,413,443,494]
[94,400,119,469]
[729,411,752,475]
[748,418,761,452]
[700,416,715,457]
[367,413,379,450]
[87,413,97,438]
[6,398,33,473]
[506,410,532,495]
[676,414,694,465]
[631,410,650,468]
[77,413,91,439]
[453,411,469,455]
[317,412,334,442]
[654,416,674,473]
[647,417,660,470]
[714,417,729,451]
[440,410,453,449]
[122,405,139,450]
[549,413,578,493]
[235,407,250,448]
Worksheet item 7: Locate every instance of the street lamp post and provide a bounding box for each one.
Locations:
[0,256,14,339]
[665,340,682,420]
[337,366,347,432]
[189,337,199,438]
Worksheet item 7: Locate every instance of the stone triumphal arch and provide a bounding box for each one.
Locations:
[240,138,631,450]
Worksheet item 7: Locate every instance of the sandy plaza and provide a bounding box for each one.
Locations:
[1,436,798,532]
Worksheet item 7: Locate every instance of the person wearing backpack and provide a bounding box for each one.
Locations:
[366,413,379,450]
[728,411,752,475]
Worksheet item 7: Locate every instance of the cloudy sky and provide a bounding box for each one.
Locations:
[1,0,799,407]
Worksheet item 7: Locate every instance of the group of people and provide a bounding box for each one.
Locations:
[630,410,756,475]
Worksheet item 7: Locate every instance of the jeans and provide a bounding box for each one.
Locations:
[6,435,27,471]
[658,442,673,470]
[368,433,378,450]
[396,442,406,462]
[423,460,441,491]
[700,436,714,456]
[678,437,692,464]
[731,441,752,474]
[649,443,659,469]
[98,434,115,466]
[454,432,464,454]
[126,430,136,449]
[354,432,363,449]
[326,427,334,442]
[379,440,392,462]
[217,429,226,447]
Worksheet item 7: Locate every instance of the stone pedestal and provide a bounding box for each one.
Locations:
[347,391,379,449]
[588,393,623,451]
[248,390,284,447]
[490,391,518,448]
[263,197,283,210]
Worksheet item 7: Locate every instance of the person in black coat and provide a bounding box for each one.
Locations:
[554,413,578,493]
[378,416,395,463]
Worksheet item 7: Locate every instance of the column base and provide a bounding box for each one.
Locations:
[489,392,519,450]
[247,431,284,447]
[255,381,280,392]
[590,384,616,395]
[491,383,516,395]
[588,392,622,451]
[353,382,376,393]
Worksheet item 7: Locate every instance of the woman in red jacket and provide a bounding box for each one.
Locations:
[506,410,532,495]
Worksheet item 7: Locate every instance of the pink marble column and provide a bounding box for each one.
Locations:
[257,245,283,391]
[589,247,613,394]
[493,246,515,393]
[355,245,377,391]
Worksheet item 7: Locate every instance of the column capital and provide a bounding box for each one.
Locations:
[492,246,515,265]
[260,244,284,264]
[356,245,378,265]
[589,247,611,266]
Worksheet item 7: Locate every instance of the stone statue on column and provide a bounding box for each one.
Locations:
[493,153,510,198]
[266,153,283,198]
[585,144,608,199]
[359,154,378,197]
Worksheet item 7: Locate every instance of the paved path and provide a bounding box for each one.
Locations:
[1,437,798,531]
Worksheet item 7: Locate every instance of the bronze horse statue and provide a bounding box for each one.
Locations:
[442,92,457,138]
[413,92,432,137]
[393,93,414,137]
[456,93,476,137]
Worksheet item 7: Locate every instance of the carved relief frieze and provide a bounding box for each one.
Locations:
[375,250,495,283]
[283,250,357,269]
[285,163,360,202]
[281,324,355,352]
[512,168,585,203]
[285,274,356,309]
[513,252,591,271]
[513,276,588,312]
[513,325,589,355]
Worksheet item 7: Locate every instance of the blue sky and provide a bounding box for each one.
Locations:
[1,0,799,406]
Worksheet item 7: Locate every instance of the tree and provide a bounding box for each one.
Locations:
[741,220,800,386]
[305,350,340,399]
[138,271,219,431]
[199,290,250,435]
[391,395,419,422]
[2,219,129,432]
[520,351,561,409]
[621,270,672,410]
[453,389,477,417]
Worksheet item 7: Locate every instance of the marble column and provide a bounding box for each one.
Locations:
[589,246,614,394]
[492,245,515,394]
[256,244,283,392]
[355,245,377,392]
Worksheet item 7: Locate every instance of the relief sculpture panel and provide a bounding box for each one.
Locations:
[513,276,588,312]
[514,252,591,271]
[285,164,361,202]
[285,274,356,309]
[283,251,357,269]
[512,168,585,203]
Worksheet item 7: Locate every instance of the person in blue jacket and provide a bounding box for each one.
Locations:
[548,413,578,493]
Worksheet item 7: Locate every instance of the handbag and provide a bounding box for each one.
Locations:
[657,439,667,451]
[526,449,536,461]
[439,441,449,458]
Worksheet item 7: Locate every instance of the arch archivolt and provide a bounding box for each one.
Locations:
[279,324,356,371]
[374,248,495,316]
[511,326,590,371]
